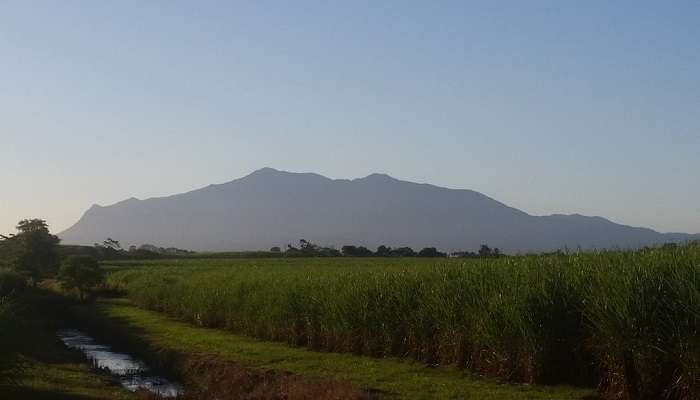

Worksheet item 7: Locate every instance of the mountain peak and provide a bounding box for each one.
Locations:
[247,167,282,176]
[357,173,398,182]
[239,168,332,184]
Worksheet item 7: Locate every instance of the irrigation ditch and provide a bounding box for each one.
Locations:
[56,329,183,398]
[65,300,370,400]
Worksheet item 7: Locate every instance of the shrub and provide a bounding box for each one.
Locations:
[59,256,104,301]
[0,270,26,297]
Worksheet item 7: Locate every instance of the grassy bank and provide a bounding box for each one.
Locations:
[2,353,137,400]
[75,299,596,399]
[0,288,138,400]
[106,244,700,399]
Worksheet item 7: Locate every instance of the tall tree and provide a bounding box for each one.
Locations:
[478,244,493,258]
[375,245,391,257]
[417,247,446,257]
[11,219,60,285]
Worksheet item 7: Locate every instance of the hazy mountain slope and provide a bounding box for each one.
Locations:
[59,168,699,253]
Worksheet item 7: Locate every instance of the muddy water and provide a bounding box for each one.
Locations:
[57,329,184,398]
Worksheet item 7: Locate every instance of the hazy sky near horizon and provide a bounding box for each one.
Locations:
[1,1,699,236]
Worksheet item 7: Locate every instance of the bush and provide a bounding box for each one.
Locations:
[0,270,26,297]
[59,256,104,301]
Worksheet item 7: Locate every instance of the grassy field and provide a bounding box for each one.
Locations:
[105,244,700,400]
[75,299,597,399]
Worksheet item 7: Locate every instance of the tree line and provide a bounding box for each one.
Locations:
[0,218,505,295]
[275,240,503,258]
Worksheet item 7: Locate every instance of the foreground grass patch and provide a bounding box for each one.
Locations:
[2,355,137,400]
[89,300,597,400]
[0,292,137,400]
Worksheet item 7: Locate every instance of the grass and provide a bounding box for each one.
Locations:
[2,355,137,400]
[106,244,700,399]
[0,289,138,400]
[80,299,597,399]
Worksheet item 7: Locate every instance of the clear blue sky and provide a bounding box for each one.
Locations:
[1,1,699,235]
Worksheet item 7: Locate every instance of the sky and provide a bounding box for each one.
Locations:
[1,1,699,236]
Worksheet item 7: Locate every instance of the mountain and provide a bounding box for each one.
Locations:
[59,168,699,253]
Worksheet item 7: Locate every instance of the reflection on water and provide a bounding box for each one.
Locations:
[57,329,183,398]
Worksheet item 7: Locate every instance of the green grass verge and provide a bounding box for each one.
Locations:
[0,292,137,400]
[2,355,137,400]
[93,299,597,400]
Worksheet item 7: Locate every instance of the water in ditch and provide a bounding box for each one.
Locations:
[57,329,184,398]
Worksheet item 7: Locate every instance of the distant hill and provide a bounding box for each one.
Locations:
[59,168,699,253]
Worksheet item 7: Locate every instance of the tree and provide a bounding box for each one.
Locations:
[58,256,104,301]
[281,241,341,257]
[478,244,492,258]
[11,219,60,285]
[341,245,357,256]
[103,238,121,250]
[376,245,391,257]
[16,219,52,234]
[0,270,26,297]
[0,234,16,270]
[341,245,373,257]
[285,240,324,257]
[356,246,373,256]
[94,238,126,259]
[390,247,416,257]
[418,247,445,257]
[299,239,319,255]
[270,246,282,253]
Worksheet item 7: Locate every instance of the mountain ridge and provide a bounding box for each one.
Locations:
[60,168,699,253]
